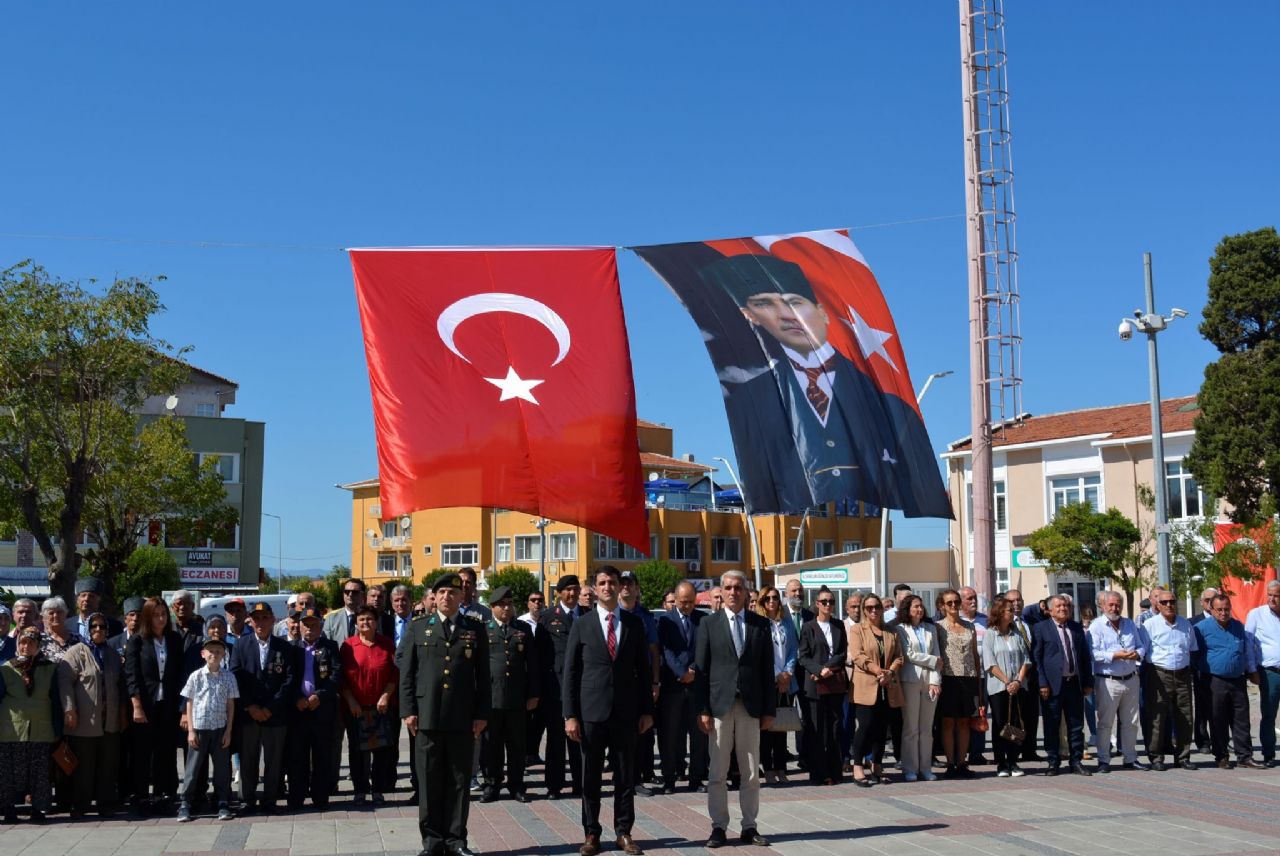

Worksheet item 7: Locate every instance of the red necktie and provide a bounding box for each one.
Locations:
[606,613,617,660]
[789,356,840,421]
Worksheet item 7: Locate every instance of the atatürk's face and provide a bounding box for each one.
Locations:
[741,293,829,354]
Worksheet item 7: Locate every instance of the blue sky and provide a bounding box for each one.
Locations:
[3,3,1277,574]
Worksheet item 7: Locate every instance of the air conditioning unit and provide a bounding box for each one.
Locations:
[687,560,700,574]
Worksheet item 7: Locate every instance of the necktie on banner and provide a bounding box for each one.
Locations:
[633,229,952,519]
[349,247,649,551]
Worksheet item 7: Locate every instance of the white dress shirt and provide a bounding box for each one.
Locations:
[1245,604,1280,669]
[1142,614,1198,670]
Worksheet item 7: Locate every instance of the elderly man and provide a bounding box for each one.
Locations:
[230,602,296,813]
[658,581,707,793]
[1194,594,1261,769]
[68,577,123,638]
[223,598,253,638]
[881,584,911,624]
[1191,587,1220,751]
[9,597,40,636]
[1032,595,1093,776]
[286,608,341,811]
[275,591,317,637]
[1088,591,1146,771]
[1141,590,1197,770]
[1245,580,1280,766]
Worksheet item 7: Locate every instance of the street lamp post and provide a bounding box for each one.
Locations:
[261,512,283,588]
[714,456,762,591]
[531,518,550,593]
[1118,253,1188,588]
[878,371,953,593]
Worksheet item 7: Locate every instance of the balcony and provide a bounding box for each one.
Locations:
[369,534,411,549]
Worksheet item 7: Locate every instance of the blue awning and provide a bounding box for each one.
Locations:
[646,479,690,491]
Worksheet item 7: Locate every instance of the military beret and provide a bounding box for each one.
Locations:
[556,575,581,591]
[122,596,146,615]
[488,586,512,605]
[698,254,817,308]
[432,573,463,592]
[75,577,105,596]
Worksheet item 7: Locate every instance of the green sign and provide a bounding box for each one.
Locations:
[800,568,849,585]
[1011,548,1047,569]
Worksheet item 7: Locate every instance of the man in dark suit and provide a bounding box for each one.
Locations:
[782,579,813,766]
[480,586,539,804]
[563,566,653,856]
[537,574,584,799]
[1031,595,1094,776]
[287,608,342,811]
[657,581,707,793]
[230,602,297,812]
[68,577,124,639]
[399,574,490,856]
[695,571,775,849]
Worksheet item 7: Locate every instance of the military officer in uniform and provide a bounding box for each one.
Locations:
[538,575,584,799]
[400,573,490,856]
[480,586,540,803]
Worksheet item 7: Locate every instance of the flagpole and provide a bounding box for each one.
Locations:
[715,456,762,591]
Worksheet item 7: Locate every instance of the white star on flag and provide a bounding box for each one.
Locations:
[484,366,544,404]
[844,305,899,372]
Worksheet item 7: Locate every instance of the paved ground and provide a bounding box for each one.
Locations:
[4,722,1279,855]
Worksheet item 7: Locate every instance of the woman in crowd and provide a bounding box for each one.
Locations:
[340,605,398,805]
[848,594,904,786]
[38,597,82,663]
[983,596,1030,777]
[798,587,847,785]
[755,585,798,784]
[936,588,982,777]
[894,594,941,781]
[125,597,184,815]
[0,628,61,823]
[204,614,228,644]
[60,613,127,816]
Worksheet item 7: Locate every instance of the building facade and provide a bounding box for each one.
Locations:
[943,396,1207,611]
[340,420,884,593]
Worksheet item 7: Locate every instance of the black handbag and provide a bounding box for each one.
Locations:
[999,694,1026,745]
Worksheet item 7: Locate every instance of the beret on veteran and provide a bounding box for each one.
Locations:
[432,573,463,592]
[556,575,580,591]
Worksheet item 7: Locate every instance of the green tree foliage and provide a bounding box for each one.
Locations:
[319,564,352,611]
[419,569,450,593]
[0,261,188,603]
[1024,503,1145,614]
[485,566,538,607]
[82,416,238,605]
[631,559,684,610]
[1185,227,1280,522]
[114,545,181,601]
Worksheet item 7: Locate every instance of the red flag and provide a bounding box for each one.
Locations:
[349,247,648,551]
[1214,521,1278,622]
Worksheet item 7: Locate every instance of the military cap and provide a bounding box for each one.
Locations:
[292,607,323,624]
[122,596,146,615]
[75,577,106,595]
[556,575,581,591]
[488,586,512,605]
[249,601,274,615]
[432,573,464,592]
[698,253,817,307]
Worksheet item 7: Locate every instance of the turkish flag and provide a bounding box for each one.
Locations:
[349,247,648,551]
[1214,521,1278,622]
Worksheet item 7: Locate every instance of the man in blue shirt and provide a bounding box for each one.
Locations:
[1244,581,1280,766]
[1193,594,1261,769]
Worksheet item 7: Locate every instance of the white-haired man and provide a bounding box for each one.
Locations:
[1088,591,1145,771]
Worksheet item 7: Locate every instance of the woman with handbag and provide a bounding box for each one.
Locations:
[125,597,185,815]
[755,585,799,784]
[848,594,904,786]
[982,596,1030,777]
[340,606,398,806]
[0,628,61,823]
[936,588,982,778]
[893,595,941,782]
[798,586,847,785]
[59,613,128,817]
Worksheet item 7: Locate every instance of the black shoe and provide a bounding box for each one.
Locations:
[512,791,531,803]
[546,790,561,801]
[449,846,479,856]
[1180,760,1196,771]
[1071,763,1092,777]
[480,789,499,804]
[634,784,654,797]
[706,828,727,849]
[1043,765,1060,777]
[1096,765,1111,774]
[741,829,769,846]
[1122,761,1149,771]
[694,784,707,793]
[853,776,873,788]
[967,755,987,766]
[1150,759,1166,771]
[660,786,675,795]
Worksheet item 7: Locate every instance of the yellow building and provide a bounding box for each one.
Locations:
[338,420,883,594]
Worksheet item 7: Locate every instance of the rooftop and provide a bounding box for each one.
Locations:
[947,395,1199,452]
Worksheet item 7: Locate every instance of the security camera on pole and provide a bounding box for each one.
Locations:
[1116,253,1188,588]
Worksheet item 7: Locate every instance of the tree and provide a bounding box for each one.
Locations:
[81,415,238,605]
[1024,503,1145,614]
[485,566,538,607]
[319,564,352,611]
[1185,227,1280,523]
[114,545,181,601]
[0,261,188,603]
[631,559,685,610]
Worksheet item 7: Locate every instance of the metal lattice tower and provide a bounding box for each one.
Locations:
[960,0,1023,604]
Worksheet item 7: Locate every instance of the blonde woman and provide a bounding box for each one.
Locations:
[847,594,903,786]
[894,595,941,781]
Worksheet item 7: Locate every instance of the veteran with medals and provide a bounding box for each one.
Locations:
[400,573,490,856]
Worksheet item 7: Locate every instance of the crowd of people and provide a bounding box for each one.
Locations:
[1,568,1277,856]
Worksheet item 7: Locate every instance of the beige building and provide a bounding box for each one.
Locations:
[943,395,1206,611]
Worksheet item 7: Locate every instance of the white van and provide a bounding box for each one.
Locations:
[196,593,296,623]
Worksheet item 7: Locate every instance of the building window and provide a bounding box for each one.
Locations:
[549,533,577,561]
[196,452,239,483]
[842,540,863,553]
[1051,474,1101,515]
[787,540,804,561]
[996,566,1010,592]
[440,543,479,566]
[967,480,1008,532]
[515,535,542,562]
[668,535,701,561]
[1165,461,1203,519]
[400,553,413,574]
[496,538,511,563]
[382,520,399,539]
[595,535,646,561]
[377,554,397,573]
[813,540,835,558]
[711,537,741,562]
[195,403,217,418]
